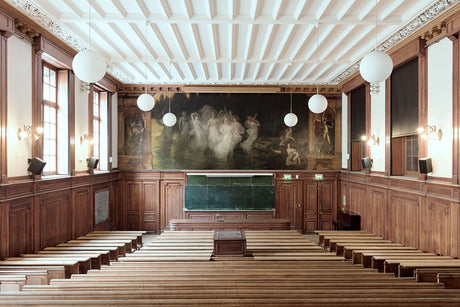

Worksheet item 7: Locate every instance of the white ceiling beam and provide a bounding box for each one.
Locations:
[252,0,261,20]
[253,62,262,81]
[169,24,194,78]
[60,14,403,25]
[187,63,198,80]
[333,25,374,61]
[85,0,105,18]
[158,62,173,79]
[230,0,240,20]
[189,24,208,80]
[108,23,144,59]
[114,63,137,81]
[112,0,128,18]
[144,62,161,80]
[276,63,291,81]
[380,0,405,21]
[173,62,185,80]
[158,0,172,18]
[202,63,209,80]
[272,0,284,20]
[310,63,334,81]
[241,62,248,80]
[149,23,173,60]
[319,25,355,61]
[244,24,256,60]
[217,63,222,80]
[299,63,319,82]
[183,0,194,19]
[358,1,376,20]
[272,24,295,61]
[109,57,352,65]
[90,23,127,59]
[206,0,216,19]
[230,63,234,80]
[211,24,220,60]
[128,62,148,80]
[264,63,277,81]
[135,0,150,18]
[302,24,335,62]
[258,24,276,60]
[293,0,308,20]
[315,0,332,20]
[336,0,355,21]
[62,0,83,18]
[289,24,314,61]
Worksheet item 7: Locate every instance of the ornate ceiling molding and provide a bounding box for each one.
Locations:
[331,0,460,84]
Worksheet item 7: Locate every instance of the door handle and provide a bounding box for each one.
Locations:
[297,204,302,208]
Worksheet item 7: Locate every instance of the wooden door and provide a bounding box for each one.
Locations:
[303,181,318,232]
[160,179,185,231]
[318,181,336,230]
[276,180,303,231]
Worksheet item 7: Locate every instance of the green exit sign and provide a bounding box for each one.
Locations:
[315,174,323,180]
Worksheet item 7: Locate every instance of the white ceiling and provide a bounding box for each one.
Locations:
[8,0,458,85]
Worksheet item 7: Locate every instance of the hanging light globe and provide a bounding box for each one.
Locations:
[359,50,393,84]
[308,94,328,114]
[163,112,177,127]
[283,113,298,127]
[137,93,155,111]
[72,49,107,83]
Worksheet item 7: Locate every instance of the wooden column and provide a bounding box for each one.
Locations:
[446,11,460,184]
[0,8,14,184]
[69,71,76,176]
[32,36,43,179]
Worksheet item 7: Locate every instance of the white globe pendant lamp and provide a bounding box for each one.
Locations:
[137,91,155,111]
[162,89,176,127]
[308,93,328,114]
[284,64,298,127]
[359,50,393,84]
[72,50,106,83]
[163,112,177,127]
[359,0,393,94]
[72,0,106,83]
[284,113,298,127]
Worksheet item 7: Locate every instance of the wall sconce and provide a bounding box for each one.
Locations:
[18,125,43,141]
[361,135,380,146]
[417,125,442,140]
[80,134,92,144]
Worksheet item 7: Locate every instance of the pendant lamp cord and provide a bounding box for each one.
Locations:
[88,0,92,48]
[290,63,293,113]
[316,23,319,95]
[168,62,172,113]
[375,0,378,50]
[145,20,148,95]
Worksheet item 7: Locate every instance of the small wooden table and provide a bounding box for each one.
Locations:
[213,230,247,256]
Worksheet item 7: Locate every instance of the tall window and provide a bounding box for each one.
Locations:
[42,65,58,174]
[93,90,101,165]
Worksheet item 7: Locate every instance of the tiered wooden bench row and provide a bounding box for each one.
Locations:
[316,230,460,284]
[0,231,146,292]
[2,231,460,305]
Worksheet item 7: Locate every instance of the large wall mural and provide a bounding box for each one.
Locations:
[119,93,342,170]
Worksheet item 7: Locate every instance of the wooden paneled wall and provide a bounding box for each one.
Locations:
[0,172,123,259]
[340,172,460,258]
[122,170,339,234]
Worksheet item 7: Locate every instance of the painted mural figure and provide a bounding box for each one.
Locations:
[286,143,301,166]
[125,115,145,155]
[230,115,245,148]
[241,114,260,153]
[206,111,221,149]
[178,111,191,146]
[189,112,207,151]
[214,118,233,160]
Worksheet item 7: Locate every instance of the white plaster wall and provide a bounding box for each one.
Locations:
[7,36,32,177]
[74,78,89,172]
[111,92,118,169]
[57,70,69,175]
[370,81,386,172]
[427,37,453,178]
[100,92,108,171]
[342,93,348,169]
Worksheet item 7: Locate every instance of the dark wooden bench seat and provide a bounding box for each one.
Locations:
[328,238,391,251]
[339,243,409,258]
[19,254,103,270]
[45,246,119,261]
[352,250,426,266]
[383,259,460,277]
[57,243,126,257]
[372,255,452,273]
[437,273,460,288]
[78,235,139,250]
[416,268,460,282]
[38,250,111,265]
[0,260,78,279]
[91,231,146,245]
[66,239,133,253]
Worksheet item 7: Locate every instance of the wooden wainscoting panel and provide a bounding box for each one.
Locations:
[368,186,389,238]
[349,183,366,224]
[126,181,141,230]
[421,198,452,256]
[9,198,33,257]
[73,187,91,237]
[389,191,421,249]
[38,191,71,250]
[318,181,336,230]
[276,180,298,230]
[0,202,8,259]
[304,181,318,232]
[142,181,159,232]
[160,179,185,231]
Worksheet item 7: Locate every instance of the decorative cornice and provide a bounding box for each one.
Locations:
[331,0,459,84]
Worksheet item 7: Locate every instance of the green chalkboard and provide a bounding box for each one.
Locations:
[185,174,275,211]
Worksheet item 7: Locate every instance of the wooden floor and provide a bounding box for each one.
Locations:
[1,230,460,306]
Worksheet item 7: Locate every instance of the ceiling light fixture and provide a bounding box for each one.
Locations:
[162,63,177,127]
[284,64,298,127]
[359,0,393,95]
[72,0,106,83]
[137,21,155,112]
[308,23,328,114]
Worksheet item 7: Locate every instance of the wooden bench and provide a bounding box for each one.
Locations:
[44,246,119,261]
[0,275,26,292]
[338,244,408,258]
[66,239,133,253]
[0,270,48,285]
[38,250,111,266]
[91,231,146,245]
[416,268,460,282]
[321,234,378,248]
[78,235,140,250]
[328,238,391,251]
[3,257,90,276]
[57,243,126,257]
[437,273,460,288]
[0,260,77,279]
[351,250,425,266]
[396,260,460,277]
[19,254,103,270]
[0,266,65,282]
[372,255,452,273]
